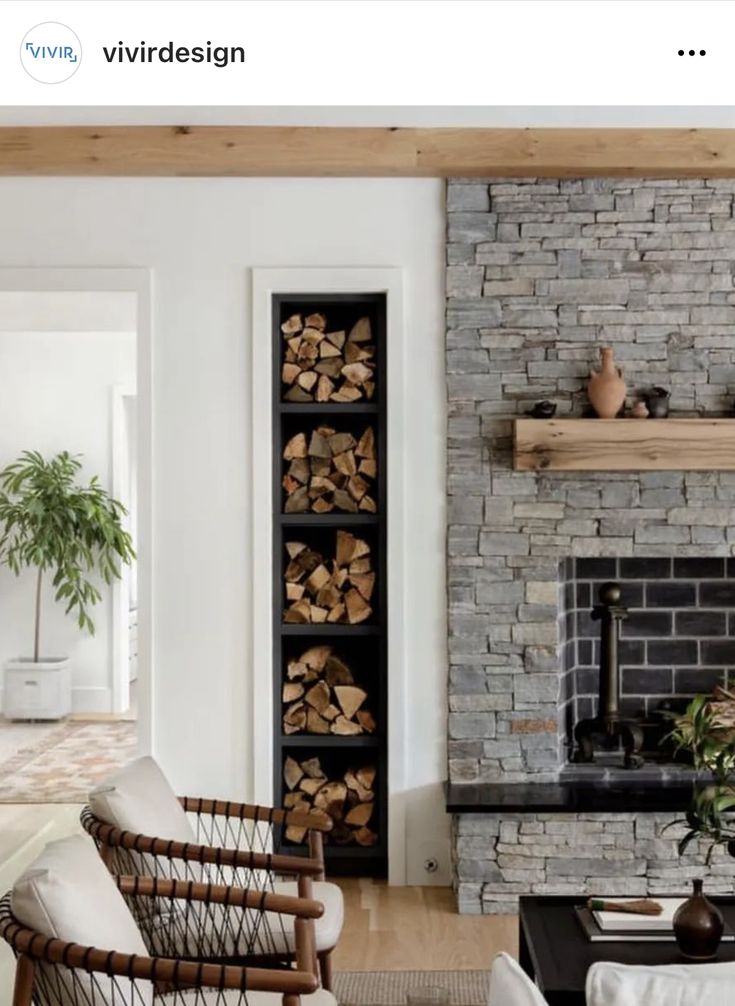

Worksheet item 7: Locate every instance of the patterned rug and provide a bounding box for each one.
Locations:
[333,971,489,1006]
[0,720,137,802]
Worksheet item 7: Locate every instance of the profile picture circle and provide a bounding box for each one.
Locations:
[20,22,82,84]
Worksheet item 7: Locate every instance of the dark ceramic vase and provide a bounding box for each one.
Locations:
[673,879,724,960]
[645,386,670,418]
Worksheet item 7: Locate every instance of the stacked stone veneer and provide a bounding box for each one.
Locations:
[446,177,735,912]
[453,813,735,914]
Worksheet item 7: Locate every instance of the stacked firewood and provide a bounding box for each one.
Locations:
[283,644,376,736]
[283,755,377,846]
[283,531,375,624]
[283,426,376,514]
[280,311,376,403]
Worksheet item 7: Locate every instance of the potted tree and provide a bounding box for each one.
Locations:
[0,450,135,719]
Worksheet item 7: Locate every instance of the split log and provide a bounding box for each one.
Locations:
[283,533,374,624]
[314,781,348,817]
[305,680,331,713]
[283,756,304,791]
[281,315,303,336]
[283,682,304,703]
[334,685,368,720]
[299,777,326,797]
[356,709,377,733]
[348,317,372,343]
[345,802,374,828]
[306,708,331,734]
[282,645,376,736]
[356,766,376,791]
[332,715,362,736]
[316,374,334,401]
[354,827,379,847]
[325,655,353,687]
[285,582,305,601]
[282,424,376,513]
[283,755,378,846]
[283,702,306,734]
[345,588,371,624]
[280,309,376,401]
[352,572,376,601]
[305,312,327,332]
[301,646,331,673]
[345,768,373,803]
[326,330,346,349]
[301,757,325,779]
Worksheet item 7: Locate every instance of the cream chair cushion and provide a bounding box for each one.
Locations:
[11,834,152,1006]
[586,959,735,1006]
[488,953,549,1006]
[89,755,196,843]
[274,881,344,951]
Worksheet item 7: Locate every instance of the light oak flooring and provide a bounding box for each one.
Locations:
[0,805,516,996]
[333,877,517,971]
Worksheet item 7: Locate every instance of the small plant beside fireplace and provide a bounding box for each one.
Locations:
[669,689,735,861]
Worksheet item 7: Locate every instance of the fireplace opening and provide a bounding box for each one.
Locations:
[560,556,735,770]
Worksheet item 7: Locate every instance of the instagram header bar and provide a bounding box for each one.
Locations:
[1,0,733,106]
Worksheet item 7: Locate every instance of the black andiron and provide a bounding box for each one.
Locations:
[573,581,645,769]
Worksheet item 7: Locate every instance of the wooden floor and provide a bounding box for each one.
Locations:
[333,877,517,971]
[0,805,517,989]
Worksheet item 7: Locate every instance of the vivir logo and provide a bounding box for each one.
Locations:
[20,22,82,83]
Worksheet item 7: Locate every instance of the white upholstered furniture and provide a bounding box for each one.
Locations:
[586,958,735,1006]
[488,953,549,1006]
[84,756,343,988]
[3,834,333,1006]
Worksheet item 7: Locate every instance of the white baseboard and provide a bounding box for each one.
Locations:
[70,686,113,715]
[0,685,112,716]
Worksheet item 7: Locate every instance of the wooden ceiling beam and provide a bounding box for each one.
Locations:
[2,126,735,177]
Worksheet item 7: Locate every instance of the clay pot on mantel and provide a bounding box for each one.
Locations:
[587,347,627,419]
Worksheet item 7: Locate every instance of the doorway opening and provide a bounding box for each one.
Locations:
[0,276,149,803]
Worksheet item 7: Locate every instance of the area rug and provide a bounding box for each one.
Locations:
[333,971,489,1006]
[0,720,137,803]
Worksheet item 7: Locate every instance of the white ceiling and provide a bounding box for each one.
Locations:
[2,106,735,127]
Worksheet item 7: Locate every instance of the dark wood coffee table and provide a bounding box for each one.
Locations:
[519,895,735,1005]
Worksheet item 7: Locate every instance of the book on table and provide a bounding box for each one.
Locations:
[575,898,735,943]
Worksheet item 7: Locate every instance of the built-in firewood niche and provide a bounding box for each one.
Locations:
[272,293,387,876]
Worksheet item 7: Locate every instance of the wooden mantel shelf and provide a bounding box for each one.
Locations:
[513,418,735,472]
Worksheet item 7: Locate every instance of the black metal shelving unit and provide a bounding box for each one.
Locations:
[272,292,388,877]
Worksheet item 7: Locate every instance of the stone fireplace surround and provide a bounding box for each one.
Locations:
[446,176,735,912]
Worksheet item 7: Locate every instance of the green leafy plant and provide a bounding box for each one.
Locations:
[0,450,135,661]
[666,693,735,863]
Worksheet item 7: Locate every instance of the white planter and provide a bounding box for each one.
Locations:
[3,658,72,720]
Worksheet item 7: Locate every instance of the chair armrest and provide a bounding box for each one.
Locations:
[81,809,325,876]
[179,796,333,833]
[0,914,319,995]
[115,874,324,919]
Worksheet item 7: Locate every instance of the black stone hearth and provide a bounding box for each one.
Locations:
[445,778,710,815]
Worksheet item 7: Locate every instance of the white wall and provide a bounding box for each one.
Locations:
[0,323,135,713]
[0,178,447,882]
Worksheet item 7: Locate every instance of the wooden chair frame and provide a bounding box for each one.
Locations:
[81,800,337,989]
[2,874,322,1006]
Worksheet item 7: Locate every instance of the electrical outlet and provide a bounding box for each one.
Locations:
[408,839,450,885]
